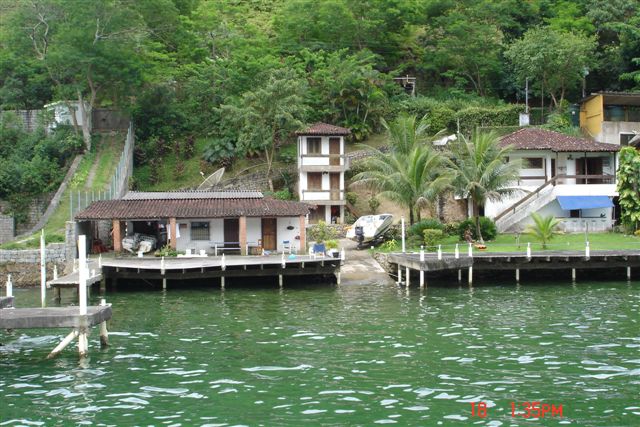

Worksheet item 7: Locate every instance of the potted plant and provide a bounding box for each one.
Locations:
[325,239,340,258]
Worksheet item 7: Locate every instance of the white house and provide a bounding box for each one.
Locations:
[296,123,351,224]
[487,128,620,233]
[74,191,311,255]
[44,100,91,132]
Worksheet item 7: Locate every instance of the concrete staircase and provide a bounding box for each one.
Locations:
[495,177,559,232]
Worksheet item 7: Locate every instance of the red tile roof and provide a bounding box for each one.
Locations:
[500,128,620,152]
[296,122,351,136]
[75,198,310,220]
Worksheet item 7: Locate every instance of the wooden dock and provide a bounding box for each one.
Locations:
[48,253,343,290]
[1,236,112,359]
[389,249,639,286]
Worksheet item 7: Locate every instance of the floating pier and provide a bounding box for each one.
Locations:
[389,246,639,286]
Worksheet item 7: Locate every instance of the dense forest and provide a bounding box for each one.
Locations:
[0,0,638,183]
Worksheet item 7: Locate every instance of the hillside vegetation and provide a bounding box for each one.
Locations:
[1,0,638,196]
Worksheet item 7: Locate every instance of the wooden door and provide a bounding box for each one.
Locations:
[575,157,585,184]
[330,173,340,200]
[307,172,322,190]
[224,218,239,248]
[587,157,603,184]
[261,218,277,250]
[551,158,556,178]
[329,137,340,166]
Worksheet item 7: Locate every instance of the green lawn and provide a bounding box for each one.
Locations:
[378,232,640,254]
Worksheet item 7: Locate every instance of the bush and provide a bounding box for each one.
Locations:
[458,217,497,241]
[634,229,640,237]
[423,229,444,250]
[274,188,292,200]
[443,222,460,236]
[308,220,337,243]
[380,239,398,251]
[346,192,358,206]
[155,244,178,257]
[368,196,380,214]
[325,239,339,250]
[409,218,444,238]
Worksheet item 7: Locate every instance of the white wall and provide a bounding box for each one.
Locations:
[246,217,261,245]
[176,219,223,252]
[277,217,302,253]
[599,121,640,145]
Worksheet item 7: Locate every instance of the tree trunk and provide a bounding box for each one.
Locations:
[77,91,92,151]
[474,200,484,244]
[409,208,415,226]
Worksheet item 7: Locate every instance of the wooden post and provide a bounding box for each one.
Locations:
[78,236,88,316]
[419,247,425,288]
[221,254,226,290]
[47,330,79,359]
[572,268,576,281]
[162,278,167,290]
[515,268,520,282]
[239,215,247,255]
[279,274,283,288]
[112,220,122,253]
[99,299,109,347]
[336,270,341,285]
[627,267,631,280]
[405,266,410,287]
[169,217,177,250]
[468,266,473,286]
[401,217,406,253]
[397,264,402,285]
[40,230,46,308]
[299,215,306,254]
[458,269,462,283]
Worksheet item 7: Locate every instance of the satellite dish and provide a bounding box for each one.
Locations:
[197,167,225,190]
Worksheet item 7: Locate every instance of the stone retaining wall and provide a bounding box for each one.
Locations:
[0,243,66,264]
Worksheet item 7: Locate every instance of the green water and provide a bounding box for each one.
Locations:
[1,280,638,426]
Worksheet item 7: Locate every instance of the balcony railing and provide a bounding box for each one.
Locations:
[301,189,345,202]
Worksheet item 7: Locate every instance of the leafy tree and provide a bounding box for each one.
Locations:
[525,212,562,249]
[350,115,451,224]
[505,26,596,107]
[219,69,308,191]
[5,0,150,149]
[447,132,521,243]
[616,146,640,232]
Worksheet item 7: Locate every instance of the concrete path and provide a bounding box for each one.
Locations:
[339,239,393,285]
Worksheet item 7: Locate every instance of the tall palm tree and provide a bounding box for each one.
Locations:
[351,114,451,224]
[447,132,521,243]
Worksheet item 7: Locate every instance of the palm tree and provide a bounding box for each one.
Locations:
[447,132,521,243]
[525,213,561,249]
[350,114,451,224]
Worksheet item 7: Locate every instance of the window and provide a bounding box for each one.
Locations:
[190,221,210,240]
[307,172,322,190]
[523,157,544,169]
[620,133,635,146]
[306,137,321,154]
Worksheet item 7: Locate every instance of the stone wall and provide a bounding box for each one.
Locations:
[0,194,54,236]
[306,223,350,240]
[0,215,14,244]
[0,243,68,287]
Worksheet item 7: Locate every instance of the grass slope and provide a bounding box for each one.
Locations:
[0,133,125,249]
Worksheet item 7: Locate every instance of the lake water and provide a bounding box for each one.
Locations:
[1,280,638,426]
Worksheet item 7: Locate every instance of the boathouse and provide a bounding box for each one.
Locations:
[74,191,310,255]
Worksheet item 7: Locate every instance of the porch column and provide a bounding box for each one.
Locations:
[112,219,122,253]
[169,217,177,250]
[239,215,247,255]
[299,215,306,254]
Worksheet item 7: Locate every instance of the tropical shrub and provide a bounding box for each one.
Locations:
[380,239,398,251]
[423,229,444,250]
[525,213,562,249]
[368,196,380,214]
[202,137,236,168]
[308,220,337,243]
[274,188,292,200]
[617,147,640,232]
[325,239,339,250]
[458,217,497,241]
[409,218,445,238]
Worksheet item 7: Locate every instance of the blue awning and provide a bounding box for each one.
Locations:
[557,196,613,210]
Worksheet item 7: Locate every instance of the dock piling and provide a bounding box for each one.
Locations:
[47,330,79,359]
[515,268,520,282]
[628,267,631,280]
[405,267,410,287]
[455,244,459,259]
[278,274,283,288]
[397,264,402,285]
[419,247,425,288]
[401,217,406,253]
[468,243,473,258]
[572,268,576,281]
[468,266,473,286]
[40,230,46,307]
[6,274,12,298]
[99,298,109,347]
[585,241,590,260]
[162,278,167,290]
[53,265,58,281]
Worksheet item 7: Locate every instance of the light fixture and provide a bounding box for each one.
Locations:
[567,154,573,160]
